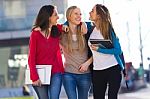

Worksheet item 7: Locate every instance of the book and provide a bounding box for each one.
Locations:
[25,65,52,85]
[90,39,113,49]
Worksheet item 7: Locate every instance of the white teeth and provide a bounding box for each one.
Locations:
[76,19,80,21]
[75,18,81,21]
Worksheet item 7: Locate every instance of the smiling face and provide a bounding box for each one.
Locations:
[89,5,98,22]
[49,8,59,25]
[67,7,82,25]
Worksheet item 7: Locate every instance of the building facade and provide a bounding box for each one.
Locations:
[0,0,148,90]
[0,0,67,88]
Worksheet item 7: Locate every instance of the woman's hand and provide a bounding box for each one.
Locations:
[79,56,93,72]
[62,25,69,32]
[34,27,41,31]
[81,22,87,34]
[90,44,99,51]
[79,62,89,72]
[32,79,42,86]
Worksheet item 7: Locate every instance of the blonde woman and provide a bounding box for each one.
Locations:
[60,6,92,99]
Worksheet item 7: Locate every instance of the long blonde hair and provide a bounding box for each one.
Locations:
[64,6,86,53]
[95,4,113,39]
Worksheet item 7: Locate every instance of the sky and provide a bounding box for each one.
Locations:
[68,0,150,69]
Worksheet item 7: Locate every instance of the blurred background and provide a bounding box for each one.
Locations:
[0,0,150,99]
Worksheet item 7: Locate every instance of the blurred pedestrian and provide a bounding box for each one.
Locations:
[22,85,30,96]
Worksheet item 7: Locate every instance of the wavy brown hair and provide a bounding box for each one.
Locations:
[96,4,114,39]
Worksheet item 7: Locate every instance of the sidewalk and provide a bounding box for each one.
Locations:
[62,84,150,99]
[0,84,149,99]
[61,96,93,99]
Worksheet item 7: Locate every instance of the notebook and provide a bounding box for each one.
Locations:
[25,65,52,85]
[90,39,113,49]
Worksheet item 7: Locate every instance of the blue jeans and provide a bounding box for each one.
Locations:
[48,73,63,99]
[33,73,63,99]
[63,72,91,99]
[33,85,49,99]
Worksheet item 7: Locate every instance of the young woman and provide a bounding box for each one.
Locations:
[60,6,92,99]
[28,5,64,99]
[88,4,124,99]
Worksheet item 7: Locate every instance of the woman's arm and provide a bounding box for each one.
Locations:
[28,31,39,82]
[63,21,87,34]
[33,24,64,32]
[97,37,122,55]
[81,22,87,34]
[79,57,93,72]
[91,32,122,55]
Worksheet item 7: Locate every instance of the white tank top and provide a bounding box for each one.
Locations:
[88,27,118,70]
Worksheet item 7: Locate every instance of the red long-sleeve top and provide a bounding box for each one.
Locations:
[28,25,64,82]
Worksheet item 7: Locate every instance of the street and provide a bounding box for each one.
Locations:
[0,84,149,99]
[61,84,150,99]
[117,84,150,99]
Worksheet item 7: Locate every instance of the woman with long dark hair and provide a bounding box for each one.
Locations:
[28,5,64,99]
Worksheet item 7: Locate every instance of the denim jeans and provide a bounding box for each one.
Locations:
[33,73,63,99]
[33,85,49,99]
[49,73,63,99]
[63,72,91,99]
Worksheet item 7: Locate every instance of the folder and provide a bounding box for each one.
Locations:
[25,65,52,85]
[90,39,113,49]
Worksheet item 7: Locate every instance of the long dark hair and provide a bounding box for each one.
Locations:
[33,5,60,37]
[96,4,115,39]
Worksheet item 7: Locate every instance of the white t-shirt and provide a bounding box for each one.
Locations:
[88,27,118,70]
